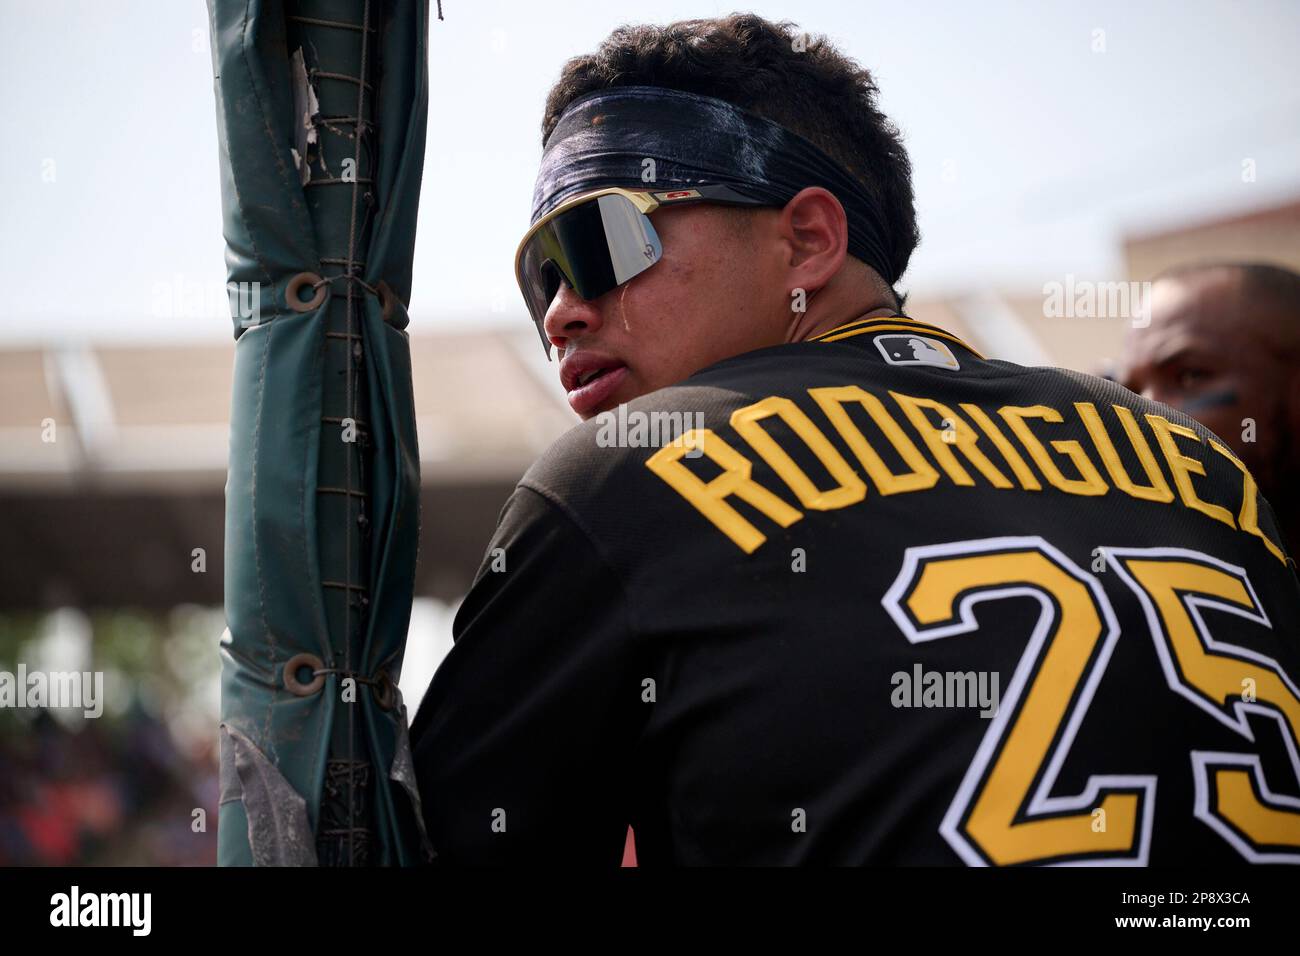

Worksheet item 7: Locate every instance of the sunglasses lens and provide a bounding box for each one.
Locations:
[540,260,564,304]
[517,193,663,356]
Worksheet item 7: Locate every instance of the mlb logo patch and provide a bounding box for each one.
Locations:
[874,334,960,370]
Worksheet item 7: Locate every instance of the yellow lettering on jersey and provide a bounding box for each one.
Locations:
[644,428,802,554]
[642,389,1279,558]
[998,405,1109,497]
[1111,551,1300,858]
[959,403,1042,490]
[894,544,1144,864]
[890,392,1012,489]
[1146,415,1236,529]
[1209,441,1288,565]
[730,396,866,510]
[1216,771,1300,854]
[1075,403,1174,504]
[808,385,939,495]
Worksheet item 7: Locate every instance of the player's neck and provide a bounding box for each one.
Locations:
[787,302,904,344]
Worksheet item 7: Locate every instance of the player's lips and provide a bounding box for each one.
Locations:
[559,351,629,417]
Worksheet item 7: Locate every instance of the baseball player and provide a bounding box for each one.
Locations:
[410,14,1300,865]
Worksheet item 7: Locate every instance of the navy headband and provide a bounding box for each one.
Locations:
[531,85,898,284]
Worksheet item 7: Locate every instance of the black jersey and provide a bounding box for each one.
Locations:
[409,314,1300,866]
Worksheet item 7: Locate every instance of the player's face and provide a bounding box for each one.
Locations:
[542,201,786,419]
[1120,273,1290,496]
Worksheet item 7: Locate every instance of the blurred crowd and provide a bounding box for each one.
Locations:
[0,707,217,866]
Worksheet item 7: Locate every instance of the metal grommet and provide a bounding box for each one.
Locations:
[286,272,327,312]
[371,669,394,711]
[376,280,395,324]
[283,652,326,696]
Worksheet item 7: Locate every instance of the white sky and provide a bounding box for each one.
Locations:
[1,0,1297,345]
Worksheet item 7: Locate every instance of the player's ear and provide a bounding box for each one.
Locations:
[778,186,848,296]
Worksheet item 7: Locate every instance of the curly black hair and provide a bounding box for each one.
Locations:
[541,13,920,295]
